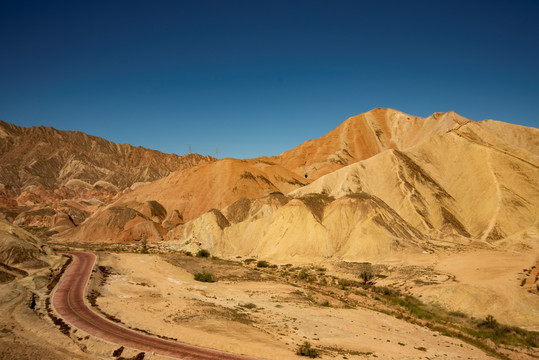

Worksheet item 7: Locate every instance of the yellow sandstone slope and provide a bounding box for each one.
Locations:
[168,116,538,263]
[267,108,471,180]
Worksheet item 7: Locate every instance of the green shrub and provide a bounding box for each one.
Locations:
[338,278,358,290]
[479,315,498,329]
[360,270,374,285]
[296,341,319,358]
[140,239,149,254]
[448,310,467,318]
[257,260,270,268]
[298,268,309,279]
[372,286,401,297]
[194,272,215,282]
[297,268,316,282]
[196,249,210,258]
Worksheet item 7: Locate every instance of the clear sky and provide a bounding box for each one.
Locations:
[1,1,538,159]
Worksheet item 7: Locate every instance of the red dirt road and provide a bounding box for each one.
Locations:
[52,251,255,360]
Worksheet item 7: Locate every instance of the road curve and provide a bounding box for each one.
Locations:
[52,251,255,360]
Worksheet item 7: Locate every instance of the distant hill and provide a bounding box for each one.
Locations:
[0,120,214,190]
[0,120,214,236]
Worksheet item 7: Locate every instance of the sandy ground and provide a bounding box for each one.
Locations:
[93,253,497,360]
[415,249,539,330]
[1,246,536,359]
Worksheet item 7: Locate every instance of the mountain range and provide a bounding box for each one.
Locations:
[0,109,537,263]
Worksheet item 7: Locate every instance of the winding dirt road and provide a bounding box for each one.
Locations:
[52,251,255,360]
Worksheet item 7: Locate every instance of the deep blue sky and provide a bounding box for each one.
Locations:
[1,1,538,158]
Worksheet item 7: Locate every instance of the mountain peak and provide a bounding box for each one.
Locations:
[274,108,474,181]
